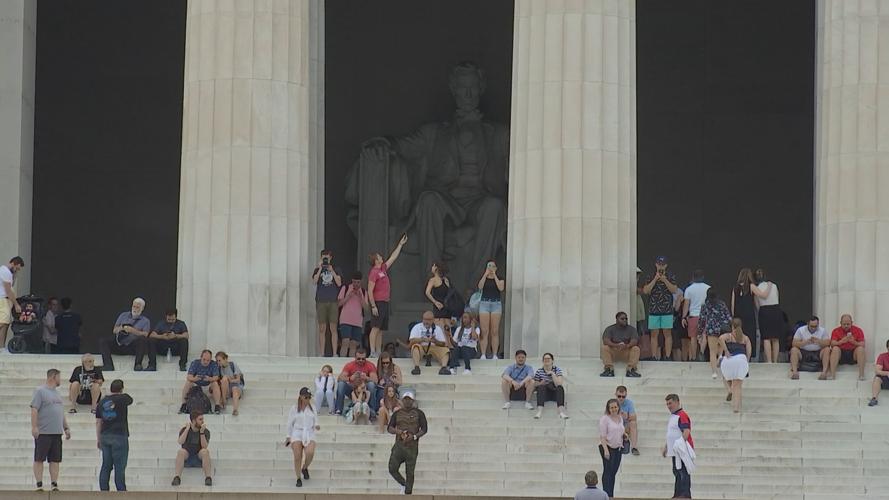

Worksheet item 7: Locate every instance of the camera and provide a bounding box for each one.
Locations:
[322,257,330,267]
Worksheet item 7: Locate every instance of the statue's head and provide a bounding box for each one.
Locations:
[449,61,486,112]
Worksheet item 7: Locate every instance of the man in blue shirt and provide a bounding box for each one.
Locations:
[616,385,640,455]
[179,350,222,415]
[53,298,82,354]
[500,349,535,410]
[147,308,190,371]
[99,298,152,372]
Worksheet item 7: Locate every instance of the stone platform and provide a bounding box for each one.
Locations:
[0,354,884,499]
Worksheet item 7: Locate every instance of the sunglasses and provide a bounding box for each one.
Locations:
[616,395,626,399]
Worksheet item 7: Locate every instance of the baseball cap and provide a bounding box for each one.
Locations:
[655,256,668,264]
[401,390,415,400]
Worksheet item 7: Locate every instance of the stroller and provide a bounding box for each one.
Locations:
[7,294,46,354]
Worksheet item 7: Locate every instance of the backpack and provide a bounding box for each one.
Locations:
[443,284,465,318]
[185,386,212,415]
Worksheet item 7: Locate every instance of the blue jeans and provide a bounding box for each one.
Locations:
[99,433,129,491]
[335,381,377,413]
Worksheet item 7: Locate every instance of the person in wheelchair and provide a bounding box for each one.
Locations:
[68,354,104,413]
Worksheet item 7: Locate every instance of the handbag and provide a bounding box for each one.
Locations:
[621,434,631,454]
[468,291,482,315]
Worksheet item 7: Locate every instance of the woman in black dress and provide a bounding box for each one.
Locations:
[731,268,758,360]
[424,261,451,330]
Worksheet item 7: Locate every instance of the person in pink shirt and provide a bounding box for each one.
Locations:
[337,272,368,358]
[367,235,408,358]
[598,398,625,498]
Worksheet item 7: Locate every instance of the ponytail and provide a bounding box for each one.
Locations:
[731,317,744,344]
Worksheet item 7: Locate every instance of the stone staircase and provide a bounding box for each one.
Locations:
[0,353,885,499]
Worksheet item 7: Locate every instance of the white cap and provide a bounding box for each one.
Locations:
[401,390,415,400]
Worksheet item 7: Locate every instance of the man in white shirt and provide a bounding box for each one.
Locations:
[789,316,830,380]
[681,269,710,362]
[408,311,450,375]
[0,256,25,353]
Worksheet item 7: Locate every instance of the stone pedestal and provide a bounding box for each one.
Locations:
[177,0,324,355]
[0,0,36,291]
[815,0,889,361]
[506,0,636,358]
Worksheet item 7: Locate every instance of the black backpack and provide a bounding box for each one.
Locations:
[185,386,211,415]
[443,284,465,318]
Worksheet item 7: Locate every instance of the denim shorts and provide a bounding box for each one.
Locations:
[339,324,364,342]
[479,300,502,314]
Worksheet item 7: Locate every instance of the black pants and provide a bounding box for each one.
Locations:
[449,346,476,370]
[536,383,565,407]
[598,444,622,498]
[99,337,149,370]
[672,456,691,498]
[147,337,189,367]
[388,442,418,494]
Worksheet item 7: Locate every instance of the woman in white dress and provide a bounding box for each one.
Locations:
[285,387,320,487]
[719,318,752,413]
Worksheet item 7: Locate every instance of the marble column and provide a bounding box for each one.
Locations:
[507,0,636,358]
[0,0,36,292]
[177,0,324,356]
[816,0,889,362]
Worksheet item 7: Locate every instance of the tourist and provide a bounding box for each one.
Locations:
[53,298,82,355]
[376,351,403,403]
[67,354,103,413]
[681,269,710,362]
[178,350,222,415]
[598,398,625,498]
[95,379,132,491]
[600,312,641,377]
[868,339,889,406]
[368,234,409,358]
[642,256,678,361]
[387,390,427,495]
[828,314,866,380]
[533,353,568,419]
[719,318,752,413]
[789,316,830,380]
[41,297,60,353]
[147,308,190,371]
[408,311,450,375]
[31,369,70,492]
[99,298,152,372]
[751,268,783,363]
[477,259,505,359]
[573,470,609,500]
[312,249,342,356]
[662,394,693,499]
[451,312,479,374]
[215,351,244,415]
[334,347,378,415]
[635,267,648,352]
[378,385,401,433]
[425,261,453,330]
[285,387,319,487]
[347,380,373,424]
[501,349,535,410]
[671,290,686,361]
[314,364,336,414]
[171,412,212,487]
[730,268,758,360]
[0,256,25,353]
[615,386,639,455]
[337,271,367,357]
[698,289,732,379]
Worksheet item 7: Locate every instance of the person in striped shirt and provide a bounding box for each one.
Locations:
[532,353,568,419]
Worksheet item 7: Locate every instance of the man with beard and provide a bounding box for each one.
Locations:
[387,390,427,495]
[100,298,152,372]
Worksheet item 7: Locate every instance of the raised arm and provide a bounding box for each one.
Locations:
[750,282,770,299]
[385,234,408,268]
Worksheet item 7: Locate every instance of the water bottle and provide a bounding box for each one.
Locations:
[166,347,172,363]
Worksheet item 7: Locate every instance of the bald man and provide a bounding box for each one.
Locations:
[408,311,450,375]
[829,314,866,380]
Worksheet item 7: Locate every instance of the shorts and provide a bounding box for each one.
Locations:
[316,301,339,324]
[839,349,857,365]
[370,301,390,330]
[340,324,364,342]
[479,300,502,314]
[648,314,672,330]
[0,298,10,325]
[880,376,889,390]
[34,434,62,463]
[509,386,527,401]
[184,451,203,468]
[686,316,700,339]
[412,343,449,365]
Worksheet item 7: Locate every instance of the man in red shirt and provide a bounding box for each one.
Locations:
[334,348,379,416]
[828,314,866,380]
[868,340,889,406]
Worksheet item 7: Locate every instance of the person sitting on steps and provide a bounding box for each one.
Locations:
[408,311,451,376]
[600,312,641,378]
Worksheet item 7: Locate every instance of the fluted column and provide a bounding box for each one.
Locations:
[0,0,36,292]
[177,0,324,355]
[507,0,636,358]
[816,0,889,362]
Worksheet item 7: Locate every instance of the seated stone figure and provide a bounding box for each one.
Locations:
[345,61,509,297]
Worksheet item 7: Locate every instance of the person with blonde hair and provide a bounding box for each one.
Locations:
[719,318,752,413]
[215,351,244,416]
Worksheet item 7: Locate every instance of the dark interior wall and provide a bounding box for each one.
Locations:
[324,0,515,277]
[32,1,186,351]
[636,0,815,325]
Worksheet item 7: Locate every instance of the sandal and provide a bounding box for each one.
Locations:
[232,409,239,416]
[68,408,77,414]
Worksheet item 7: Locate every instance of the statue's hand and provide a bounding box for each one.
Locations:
[360,137,392,164]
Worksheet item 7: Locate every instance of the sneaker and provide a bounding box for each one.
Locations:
[559,411,569,419]
[462,369,472,375]
[179,363,188,372]
[449,368,456,375]
[214,405,222,415]
[411,366,421,375]
[626,369,641,378]
[302,468,310,479]
[869,398,879,407]
[492,355,499,360]
[145,365,157,372]
[51,483,59,492]
[205,477,212,486]
[171,476,181,486]
[333,409,342,416]
[726,393,732,402]
[438,367,451,375]
[600,368,615,377]
[296,478,302,487]
[179,403,188,414]
[35,482,43,491]
[400,485,406,494]
[502,402,511,410]
[534,411,542,419]
[631,447,640,456]
[232,409,239,416]
[133,365,143,372]
[711,372,718,380]
[524,401,534,410]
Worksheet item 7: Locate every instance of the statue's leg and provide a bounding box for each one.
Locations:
[415,192,448,272]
